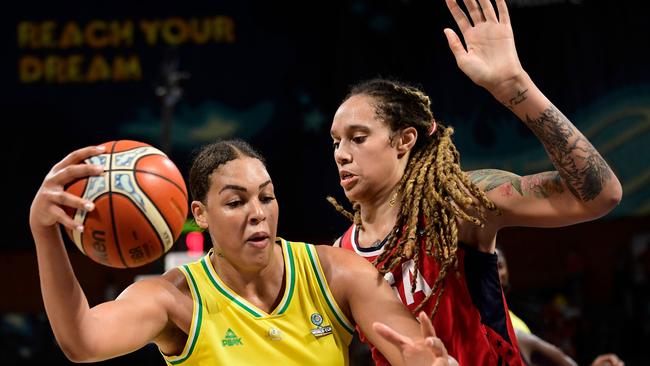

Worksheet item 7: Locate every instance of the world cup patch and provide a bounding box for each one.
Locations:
[309,313,332,338]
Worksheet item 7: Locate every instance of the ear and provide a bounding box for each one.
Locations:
[191,201,209,229]
[395,127,418,158]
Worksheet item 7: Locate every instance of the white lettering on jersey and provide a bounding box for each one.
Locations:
[401,259,433,305]
[383,272,401,300]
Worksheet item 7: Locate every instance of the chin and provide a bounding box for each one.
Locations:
[343,189,366,205]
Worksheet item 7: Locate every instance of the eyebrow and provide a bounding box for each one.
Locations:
[330,124,371,138]
[219,179,272,194]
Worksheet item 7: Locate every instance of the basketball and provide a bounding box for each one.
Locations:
[63,140,188,268]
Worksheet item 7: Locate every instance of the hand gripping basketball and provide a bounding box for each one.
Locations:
[63,140,188,268]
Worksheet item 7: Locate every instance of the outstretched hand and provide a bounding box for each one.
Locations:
[443,0,525,94]
[373,311,458,366]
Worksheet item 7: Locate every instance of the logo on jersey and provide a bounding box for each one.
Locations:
[222,328,243,347]
[310,313,323,326]
[309,313,332,338]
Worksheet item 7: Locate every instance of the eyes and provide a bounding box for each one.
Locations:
[332,135,367,149]
[225,195,275,208]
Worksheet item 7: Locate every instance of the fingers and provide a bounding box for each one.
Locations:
[443,28,466,60]
[496,0,510,24]
[48,203,85,232]
[373,322,408,348]
[418,311,436,338]
[445,0,472,33]
[461,0,485,25]
[477,0,498,22]
[426,336,448,358]
[51,160,105,187]
[52,145,106,174]
[447,355,460,366]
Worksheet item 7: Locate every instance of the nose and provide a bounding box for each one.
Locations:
[334,142,352,166]
[249,198,266,225]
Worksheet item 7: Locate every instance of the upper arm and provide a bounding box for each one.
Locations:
[469,169,607,228]
[73,278,176,362]
[317,246,420,366]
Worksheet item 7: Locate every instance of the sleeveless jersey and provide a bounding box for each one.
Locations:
[162,238,354,366]
[340,225,524,366]
[509,310,531,334]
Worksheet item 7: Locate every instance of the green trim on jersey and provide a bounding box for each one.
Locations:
[305,244,355,334]
[166,265,203,365]
[200,241,296,317]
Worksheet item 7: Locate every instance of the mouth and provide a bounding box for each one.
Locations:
[246,232,271,248]
[339,170,358,190]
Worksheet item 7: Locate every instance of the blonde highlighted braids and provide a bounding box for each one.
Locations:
[328,78,497,318]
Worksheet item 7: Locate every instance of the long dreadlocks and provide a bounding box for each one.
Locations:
[327,78,498,317]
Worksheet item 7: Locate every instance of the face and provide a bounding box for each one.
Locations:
[330,94,410,204]
[192,157,279,271]
[496,249,510,290]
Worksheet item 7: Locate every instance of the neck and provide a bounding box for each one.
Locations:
[357,187,402,248]
[211,243,285,311]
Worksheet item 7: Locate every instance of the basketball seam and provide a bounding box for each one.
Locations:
[109,141,130,268]
[118,168,188,201]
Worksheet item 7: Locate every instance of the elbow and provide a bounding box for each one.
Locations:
[587,180,622,219]
[600,179,623,214]
[57,341,95,363]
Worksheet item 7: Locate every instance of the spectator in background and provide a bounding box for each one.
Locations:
[496,247,624,366]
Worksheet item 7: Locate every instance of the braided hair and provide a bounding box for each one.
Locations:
[328,78,497,317]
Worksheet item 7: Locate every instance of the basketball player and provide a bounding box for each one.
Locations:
[327,0,622,364]
[29,141,455,366]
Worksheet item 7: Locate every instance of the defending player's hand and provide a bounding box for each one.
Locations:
[29,145,105,232]
[443,0,524,94]
[373,311,458,366]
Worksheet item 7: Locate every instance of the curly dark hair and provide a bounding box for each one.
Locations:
[189,139,265,203]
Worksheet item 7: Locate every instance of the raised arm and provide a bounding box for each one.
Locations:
[444,0,622,227]
[316,245,453,366]
[29,146,176,362]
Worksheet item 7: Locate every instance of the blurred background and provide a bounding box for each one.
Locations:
[1,0,648,365]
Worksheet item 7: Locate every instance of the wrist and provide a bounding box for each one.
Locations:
[489,71,533,106]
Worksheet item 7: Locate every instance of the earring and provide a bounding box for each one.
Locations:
[389,189,399,207]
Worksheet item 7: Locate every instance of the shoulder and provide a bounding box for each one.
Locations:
[119,268,191,306]
[315,245,380,286]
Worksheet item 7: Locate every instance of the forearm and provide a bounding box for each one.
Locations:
[32,225,93,360]
[493,73,621,210]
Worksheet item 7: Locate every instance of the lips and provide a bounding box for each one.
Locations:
[246,232,271,248]
[339,170,358,190]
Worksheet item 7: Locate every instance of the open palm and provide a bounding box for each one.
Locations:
[374,312,458,366]
[444,0,524,92]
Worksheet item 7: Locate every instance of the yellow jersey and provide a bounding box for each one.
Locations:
[162,238,355,366]
[508,310,531,334]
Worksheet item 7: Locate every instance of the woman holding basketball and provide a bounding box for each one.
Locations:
[30,140,455,365]
[327,0,622,365]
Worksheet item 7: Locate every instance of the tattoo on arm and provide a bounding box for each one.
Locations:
[503,89,529,109]
[470,169,522,195]
[469,170,565,198]
[524,106,613,201]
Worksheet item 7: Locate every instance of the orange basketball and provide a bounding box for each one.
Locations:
[64,140,188,268]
